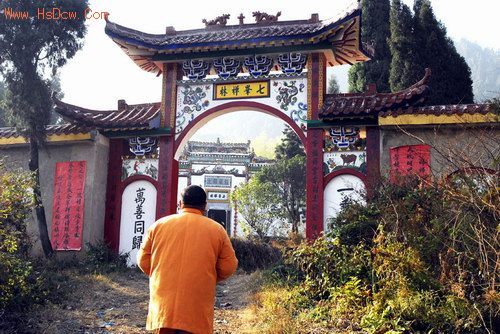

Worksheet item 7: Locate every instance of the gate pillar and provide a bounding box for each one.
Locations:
[156,63,182,219]
[104,138,124,252]
[306,53,326,239]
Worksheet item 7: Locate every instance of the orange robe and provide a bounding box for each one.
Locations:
[137,208,238,334]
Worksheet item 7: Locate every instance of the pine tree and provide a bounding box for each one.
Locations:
[388,0,421,92]
[274,126,305,160]
[348,0,391,93]
[413,0,473,104]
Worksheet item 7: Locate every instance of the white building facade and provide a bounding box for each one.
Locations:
[177,138,271,236]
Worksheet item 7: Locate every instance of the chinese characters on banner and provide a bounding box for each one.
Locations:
[132,188,146,250]
[213,81,270,99]
[306,129,323,239]
[390,145,431,183]
[119,180,157,266]
[51,161,86,251]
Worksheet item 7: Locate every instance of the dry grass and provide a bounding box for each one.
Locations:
[245,285,365,334]
[8,268,261,334]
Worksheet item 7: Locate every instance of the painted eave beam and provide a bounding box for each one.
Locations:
[102,127,171,138]
[308,117,378,128]
[149,43,333,62]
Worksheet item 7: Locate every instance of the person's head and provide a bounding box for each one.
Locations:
[180,185,207,212]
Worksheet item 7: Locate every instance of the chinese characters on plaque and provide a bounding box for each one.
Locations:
[213,81,270,100]
[51,161,86,251]
[390,144,431,183]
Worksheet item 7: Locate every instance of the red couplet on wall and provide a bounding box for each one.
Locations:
[390,144,431,183]
[51,161,86,251]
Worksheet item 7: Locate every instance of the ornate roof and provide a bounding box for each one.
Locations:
[319,68,431,120]
[104,8,370,74]
[187,138,251,154]
[53,98,161,130]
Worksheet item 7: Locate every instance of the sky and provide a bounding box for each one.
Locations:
[58,0,500,148]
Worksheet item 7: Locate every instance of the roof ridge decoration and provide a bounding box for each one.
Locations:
[202,14,230,28]
[253,11,281,24]
[408,67,431,92]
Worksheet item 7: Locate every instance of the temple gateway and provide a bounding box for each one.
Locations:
[0,7,497,263]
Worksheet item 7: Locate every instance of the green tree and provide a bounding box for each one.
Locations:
[230,178,281,239]
[258,156,306,234]
[267,126,306,234]
[0,0,88,257]
[412,0,473,104]
[274,126,305,161]
[0,164,39,312]
[388,0,421,92]
[327,74,340,94]
[348,0,391,93]
[0,76,65,127]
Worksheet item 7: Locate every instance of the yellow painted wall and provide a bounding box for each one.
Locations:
[379,113,498,126]
[0,132,92,146]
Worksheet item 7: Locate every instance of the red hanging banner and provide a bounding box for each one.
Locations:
[390,145,431,183]
[51,161,86,251]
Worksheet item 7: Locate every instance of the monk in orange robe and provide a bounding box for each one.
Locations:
[137,185,238,334]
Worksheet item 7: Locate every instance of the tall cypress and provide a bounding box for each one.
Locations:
[388,0,421,92]
[413,0,473,104]
[348,0,391,93]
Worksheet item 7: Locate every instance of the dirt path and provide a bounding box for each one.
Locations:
[13,269,256,334]
[214,274,257,333]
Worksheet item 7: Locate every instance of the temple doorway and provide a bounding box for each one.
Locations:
[208,209,230,231]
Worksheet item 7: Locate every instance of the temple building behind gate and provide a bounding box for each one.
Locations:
[178,138,273,236]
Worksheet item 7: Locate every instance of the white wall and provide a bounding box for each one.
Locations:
[323,174,366,233]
